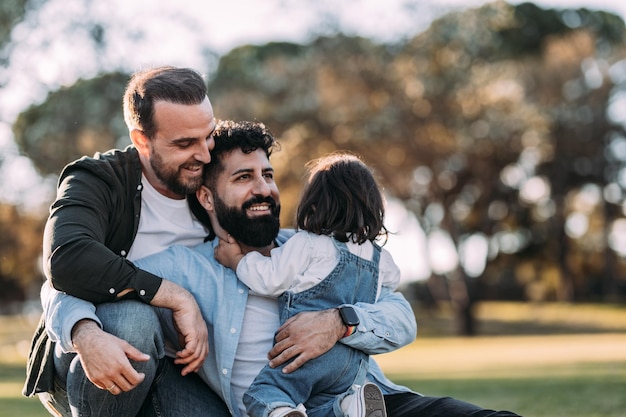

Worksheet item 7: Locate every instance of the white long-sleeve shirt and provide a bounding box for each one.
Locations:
[237,231,401,299]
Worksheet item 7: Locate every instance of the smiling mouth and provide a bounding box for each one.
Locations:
[182,164,203,174]
[248,204,271,214]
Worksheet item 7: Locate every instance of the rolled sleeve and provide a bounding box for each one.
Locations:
[41,282,101,353]
[340,287,417,354]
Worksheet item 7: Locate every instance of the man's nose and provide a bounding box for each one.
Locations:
[251,177,271,196]
[195,138,213,164]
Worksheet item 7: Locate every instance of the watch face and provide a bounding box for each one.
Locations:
[339,306,360,326]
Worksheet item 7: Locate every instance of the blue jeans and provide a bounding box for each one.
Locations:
[244,349,369,417]
[42,300,229,417]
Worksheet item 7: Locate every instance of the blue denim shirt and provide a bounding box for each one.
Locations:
[44,230,416,417]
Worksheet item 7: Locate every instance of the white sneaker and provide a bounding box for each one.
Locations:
[340,383,387,417]
[269,404,308,417]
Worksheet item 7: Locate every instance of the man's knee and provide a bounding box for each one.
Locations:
[96,300,164,354]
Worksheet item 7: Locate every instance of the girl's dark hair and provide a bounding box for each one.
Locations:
[123,66,208,139]
[296,152,387,244]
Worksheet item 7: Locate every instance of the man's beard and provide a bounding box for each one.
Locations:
[213,194,280,247]
[150,149,203,196]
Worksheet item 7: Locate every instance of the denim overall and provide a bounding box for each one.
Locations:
[244,239,381,417]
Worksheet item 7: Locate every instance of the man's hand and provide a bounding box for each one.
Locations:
[268,309,345,373]
[151,280,209,376]
[72,319,150,395]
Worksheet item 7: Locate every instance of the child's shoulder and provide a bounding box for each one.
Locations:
[285,231,335,252]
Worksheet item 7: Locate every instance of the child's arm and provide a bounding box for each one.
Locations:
[214,235,244,270]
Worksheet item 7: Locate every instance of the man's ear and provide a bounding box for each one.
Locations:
[130,129,150,156]
[196,185,215,212]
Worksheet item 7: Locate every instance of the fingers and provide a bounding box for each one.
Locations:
[171,304,209,376]
[97,365,146,395]
[104,383,120,395]
[99,353,147,394]
[101,369,145,395]
[267,336,290,361]
[281,351,310,374]
[268,341,300,369]
[174,338,208,375]
[118,357,147,390]
[101,366,146,395]
[267,342,311,374]
[125,344,151,363]
[272,317,296,346]
[268,310,340,373]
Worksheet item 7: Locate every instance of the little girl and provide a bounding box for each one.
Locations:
[215,152,401,417]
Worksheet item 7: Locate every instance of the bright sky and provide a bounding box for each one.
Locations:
[1,0,625,281]
[189,0,626,53]
[2,0,624,122]
[3,0,626,117]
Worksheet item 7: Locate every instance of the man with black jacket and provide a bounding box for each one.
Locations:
[24,66,227,416]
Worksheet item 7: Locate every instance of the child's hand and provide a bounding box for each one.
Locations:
[214,235,244,270]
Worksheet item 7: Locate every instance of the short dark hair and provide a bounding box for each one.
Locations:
[123,66,208,139]
[297,152,387,244]
[188,120,280,240]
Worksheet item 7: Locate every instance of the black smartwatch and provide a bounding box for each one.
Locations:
[338,306,360,327]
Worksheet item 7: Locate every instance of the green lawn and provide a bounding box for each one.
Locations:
[2,302,626,417]
[389,362,626,417]
[0,362,48,417]
[3,359,625,417]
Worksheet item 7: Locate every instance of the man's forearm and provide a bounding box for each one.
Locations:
[71,319,105,350]
[150,279,197,309]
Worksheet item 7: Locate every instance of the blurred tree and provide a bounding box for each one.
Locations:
[12,72,130,176]
[388,2,626,332]
[9,1,626,334]
[208,2,626,334]
[0,203,45,312]
[0,0,45,71]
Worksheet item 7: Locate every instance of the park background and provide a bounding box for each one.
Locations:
[1,0,626,416]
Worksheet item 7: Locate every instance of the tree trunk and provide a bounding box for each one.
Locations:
[447,269,476,336]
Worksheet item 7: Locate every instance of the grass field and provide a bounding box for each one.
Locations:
[2,302,626,417]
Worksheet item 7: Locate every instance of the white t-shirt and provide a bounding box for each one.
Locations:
[231,294,279,417]
[127,174,207,261]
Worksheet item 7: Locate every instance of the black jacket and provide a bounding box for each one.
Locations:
[24,145,163,396]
